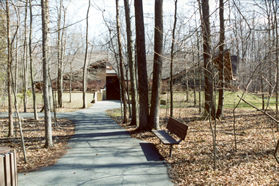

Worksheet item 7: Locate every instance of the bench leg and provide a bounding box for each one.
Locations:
[169,145,173,157]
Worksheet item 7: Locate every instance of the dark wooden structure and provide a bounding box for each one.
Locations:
[152,117,188,157]
[106,75,120,100]
[0,147,17,186]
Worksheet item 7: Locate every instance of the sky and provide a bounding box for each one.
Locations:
[45,0,261,52]
[66,0,194,43]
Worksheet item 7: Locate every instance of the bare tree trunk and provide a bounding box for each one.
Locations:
[274,0,279,119]
[14,34,18,97]
[69,58,72,103]
[216,0,225,118]
[134,0,150,130]
[82,0,90,109]
[6,0,14,137]
[150,0,163,129]
[23,0,28,113]
[124,0,139,126]
[170,0,178,118]
[68,49,78,103]
[196,31,202,113]
[200,0,216,118]
[57,0,63,108]
[10,57,27,163]
[192,48,197,106]
[41,0,53,147]
[116,0,128,123]
[266,0,273,98]
[60,6,67,105]
[29,0,38,120]
[49,71,57,126]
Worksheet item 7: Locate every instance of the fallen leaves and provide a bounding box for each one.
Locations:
[0,118,75,173]
[109,108,279,185]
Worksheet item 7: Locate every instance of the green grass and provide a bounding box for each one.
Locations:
[159,90,277,110]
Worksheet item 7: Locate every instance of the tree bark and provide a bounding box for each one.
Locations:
[6,0,14,137]
[196,30,202,114]
[41,0,53,147]
[200,0,215,118]
[216,0,225,118]
[116,0,128,123]
[57,0,63,108]
[29,0,38,120]
[124,0,139,126]
[82,0,90,109]
[170,0,178,117]
[22,0,28,113]
[273,0,279,119]
[150,0,163,129]
[134,0,150,130]
[192,48,196,106]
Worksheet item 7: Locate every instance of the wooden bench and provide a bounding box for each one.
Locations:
[0,147,17,186]
[152,117,188,157]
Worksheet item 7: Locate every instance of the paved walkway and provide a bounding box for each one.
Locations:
[18,101,172,186]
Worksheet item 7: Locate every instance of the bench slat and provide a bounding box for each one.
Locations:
[167,117,188,140]
[152,130,179,145]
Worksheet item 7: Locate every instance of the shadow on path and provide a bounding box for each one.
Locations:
[18,101,172,186]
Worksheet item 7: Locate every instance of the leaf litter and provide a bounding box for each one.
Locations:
[0,118,75,173]
[108,108,279,185]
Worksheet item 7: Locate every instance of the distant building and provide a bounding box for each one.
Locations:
[105,64,120,100]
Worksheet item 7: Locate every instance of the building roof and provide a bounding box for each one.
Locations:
[108,52,192,81]
[33,51,108,82]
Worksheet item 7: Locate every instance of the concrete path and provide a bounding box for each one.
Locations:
[18,101,172,186]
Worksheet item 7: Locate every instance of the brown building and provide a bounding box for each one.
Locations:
[105,65,120,100]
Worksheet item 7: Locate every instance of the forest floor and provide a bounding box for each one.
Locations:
[107,107,279,185]
[0,117,75,173]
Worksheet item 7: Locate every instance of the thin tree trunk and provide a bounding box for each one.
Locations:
[60,6,66,105]
[29,0,38,120]
[69,58,72,103]
[150,0,163,129]
[193,49,196,106]
[10,59,27,163]
[41,0,53,147]
[185,71,189,102]
[6,0,14,137]
[49,71,57,126]
[274,0,279,119]
[267,0,272,98]
[82,0,90,109]
[14,34,18,96]
[57,0,63,108]
[170,0,178,118]
[23,0,28,113]
[196,31,202,113]
[134,0,150,130]
[116,0,128,123]
[68,49,78,103]
[216,0,225,118]
[124,0,139,126]
[125,68,131,118]
[200,0,216,118]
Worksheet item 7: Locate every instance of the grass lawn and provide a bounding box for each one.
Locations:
[159,90,276,110]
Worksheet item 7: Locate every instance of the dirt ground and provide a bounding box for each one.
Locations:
[108,107,279,185]
[0,118,75,173]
